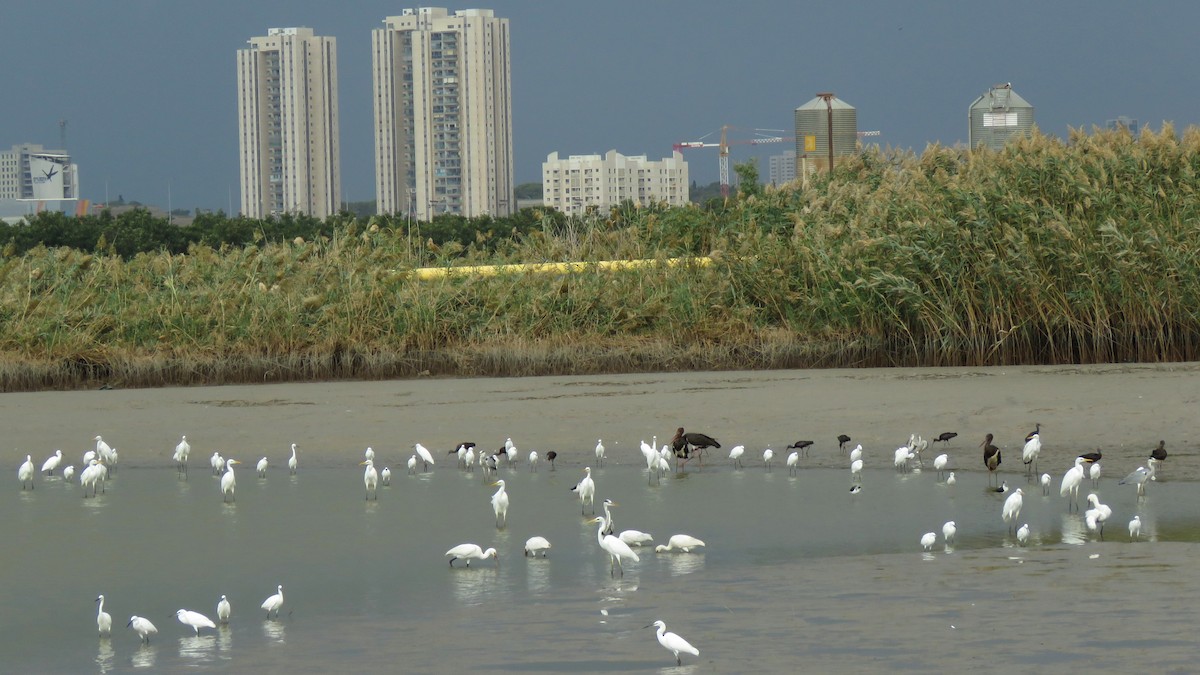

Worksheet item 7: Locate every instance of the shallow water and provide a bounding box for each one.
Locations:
[5,458,1198,673]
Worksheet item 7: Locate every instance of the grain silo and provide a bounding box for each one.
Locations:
[795,93,858,176]
[968,83,1035,151]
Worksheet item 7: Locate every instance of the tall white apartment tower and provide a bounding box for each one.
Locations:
[237,27,341,219]
[372,8,514,220]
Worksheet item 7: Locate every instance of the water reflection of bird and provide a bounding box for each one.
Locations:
[981,434,1001,485]
[645,620,699,666]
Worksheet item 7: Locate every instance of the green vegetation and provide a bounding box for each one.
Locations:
[3,125,1199,391]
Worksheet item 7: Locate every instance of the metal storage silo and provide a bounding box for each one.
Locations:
[794,93,858,173]
[968,83,1035,151]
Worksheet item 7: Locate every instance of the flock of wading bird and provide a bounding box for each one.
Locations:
[13,424,1173,666]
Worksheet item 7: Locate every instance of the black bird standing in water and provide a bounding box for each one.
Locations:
[982,433,1002,486]
[545,451,558,471]
[672,427,720,470]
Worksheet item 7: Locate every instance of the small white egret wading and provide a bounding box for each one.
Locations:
[645,620,699,666]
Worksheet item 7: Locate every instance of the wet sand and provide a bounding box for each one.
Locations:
[7,363,1197,481]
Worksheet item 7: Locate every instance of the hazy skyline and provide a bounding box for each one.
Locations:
[5,1,1198,212]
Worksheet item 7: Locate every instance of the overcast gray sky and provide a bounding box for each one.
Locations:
[4,1,1197,212]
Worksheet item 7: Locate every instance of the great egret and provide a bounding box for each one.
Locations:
[41,450,63,476]
[1085,493,1112,538]
[595,439,606,467]
[1022,433,1041,476]
[524,536,551,557]
[590,516,638,576]
[288,444,298,474]
[1089,461,1102,487]
[1002,488,1024,531]
[920,532,936,551]
[256,457,268,477]
[786,451,799,475]
[942,520,956,545]
[490,479,509,527]
[728,445,745,469]
[1016,523,1030,545]
[173,435,190,477]
[655,534,706,553]
[62,465,75,483]
[981,434,1001,486]
[96,595,112,636]
[380,467,392,485]
[645,620,699,666]
[361,459,379,500]
[414,443,435,472]
[445,544,497,567]
[220,459,240,503]
[175,609,216,635]
[573,467,596,515]
[18,455,34,489]
[1060,457,1086,510]
[762,447,774,472]
[261,585,284,619]
[933,453,949,479]
[837,434,852,452]
[619,530,654,547]
[216,595,231,624]
[1128,515,1142,541]
[127,615,157,643]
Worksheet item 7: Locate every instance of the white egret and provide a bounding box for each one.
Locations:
[96,595,112,636]
[573,467,596,515]
[415,443,435,471]
[288,444,298,474]
[528,450,539,472]
[41,450,63,476]
[463,446,476,471]
[127,615,158,643]
[95,436,114,468]
[261,585,284,619]
[175,609,216,635]
[594,439,606,467]
[361,459,379,500]
[619,530,654,547]
[490,479,509,527]
[1128,515,1142,541]
[505,437,516,454]
[641,440,658,471]
[786,451,800,475]
[256,457,268,477]
[590,516,638,576]
[894,446,914,472]
[364,446,375,462]
[850,458,864,484]
[62,465,75,483]
[655,534,706,553]
[108,448,118,475]
[220,459,241,503]
[1119,460,1157,497]
[216,595,231,624]
[762,447,774,472]
[1040,472,1052,495]
[1016,523,1030,546]
[946,471,956,486]
[507,446,522,468]
[18,454,34,489]
[1022,433,1041,476]
[728,445,745,469]
[210,451,224,476]
[80,459,103,497]
[1060,457,1086,510]
[920,532,937,551]
[524,536,551,557]
[445,544,498,567]
[380,467,392,485]
[82,449,96,467]
[1002,488,1024,531]
[173,435,190,477]
[407,454,418,474]
[645,620,699,666]
[942,520,956,545]
[933,453,949,479]
[849,444,863,463]
[1085,493,1112,538]
[1089,462,1102,487]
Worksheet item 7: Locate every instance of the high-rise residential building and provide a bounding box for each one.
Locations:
[372,8,513,220]
[0,143,78,201]
[237,27,341,219]
[768,150,796,186]
[542,150,688,216]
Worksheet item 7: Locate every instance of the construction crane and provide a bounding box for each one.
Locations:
[674,125,793,197]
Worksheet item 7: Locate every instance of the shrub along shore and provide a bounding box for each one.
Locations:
[3,125,1200,392]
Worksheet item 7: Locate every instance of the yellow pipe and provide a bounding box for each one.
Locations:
[409,257,712,280]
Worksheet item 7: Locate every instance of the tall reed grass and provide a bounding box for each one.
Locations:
[4,125,1200,391]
